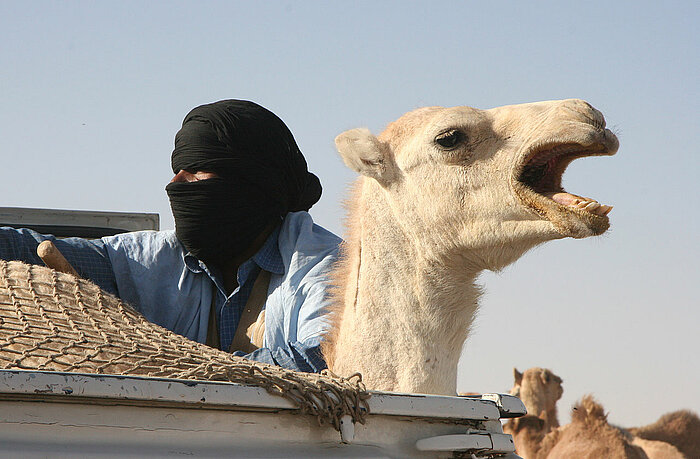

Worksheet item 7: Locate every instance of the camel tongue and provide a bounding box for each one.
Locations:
[542,191,613,216]
[543,191,581,206]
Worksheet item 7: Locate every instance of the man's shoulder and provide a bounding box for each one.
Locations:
[103,229,177,244]
[273,212,341,284]
[266,213,340,344]
[101,230,182,260]
[278,212,342,257]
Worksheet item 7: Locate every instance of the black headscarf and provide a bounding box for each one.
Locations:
[165,99,322,266]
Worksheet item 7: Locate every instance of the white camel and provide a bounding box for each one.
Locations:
[322,99,618,394]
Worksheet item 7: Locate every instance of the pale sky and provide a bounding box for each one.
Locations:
[1,1,698,427]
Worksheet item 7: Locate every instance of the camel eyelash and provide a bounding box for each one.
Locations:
[434,129,468,149]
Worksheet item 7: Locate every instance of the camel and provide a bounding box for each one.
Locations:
[510,367,563,431]
[505,367,687,459]
[322,99,619,394]
[505,415,548,459]
[538,396,649,459]
[504,367,563,458]
[539,396,685,459]
[628,410,700,459]
[627,437,686,459]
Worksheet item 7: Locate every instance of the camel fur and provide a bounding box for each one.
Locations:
[628,437,685,459]
[538,396,649,459]
[322,99,619,394]
[628,410,700,459]
[540,399,685,459]
[504,415,547,459]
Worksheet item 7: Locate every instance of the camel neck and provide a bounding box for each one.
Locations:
[327,181,482,394]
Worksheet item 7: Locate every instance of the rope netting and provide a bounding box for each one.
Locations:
[0,260,369,429]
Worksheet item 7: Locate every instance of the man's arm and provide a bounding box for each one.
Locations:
[0,227,118,295]
[233,339,326,373]
[237,262,334,373]
[233,212,340,373]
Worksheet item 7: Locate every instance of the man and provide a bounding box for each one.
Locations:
[0,99,340,373]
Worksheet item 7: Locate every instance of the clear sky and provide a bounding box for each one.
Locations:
[1,1,697,427]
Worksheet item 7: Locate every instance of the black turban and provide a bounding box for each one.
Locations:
[165,99,322,266]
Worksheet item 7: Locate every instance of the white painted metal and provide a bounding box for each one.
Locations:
[0,369,296,411]
[339,414,355,443]
[0,206,159,233]
[416,432,504,451]
[0,370,505,420]
[480,393,527,417]
[416,427,516,453]
[0,369,522,458]
[367,390,502,420]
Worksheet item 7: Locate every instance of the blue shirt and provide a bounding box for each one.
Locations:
[0,211,341,373]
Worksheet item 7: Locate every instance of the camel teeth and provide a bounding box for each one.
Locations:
[564,197,611,216]
[592,205,612,216]
[567,199,612,216]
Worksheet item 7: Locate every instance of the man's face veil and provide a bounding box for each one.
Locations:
[165,99,322,267]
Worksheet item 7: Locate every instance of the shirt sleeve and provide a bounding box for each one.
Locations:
[233,338,327,373]
[259,212,341,373]
[0,227,118,295]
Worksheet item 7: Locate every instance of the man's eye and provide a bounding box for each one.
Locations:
[435,130,466,149]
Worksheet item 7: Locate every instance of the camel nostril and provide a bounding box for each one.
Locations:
[561,100,606,129]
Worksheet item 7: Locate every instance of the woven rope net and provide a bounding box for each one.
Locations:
[0,260,369,429]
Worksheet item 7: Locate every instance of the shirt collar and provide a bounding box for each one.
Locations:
[183,224,284,275]
[252,225,284,275]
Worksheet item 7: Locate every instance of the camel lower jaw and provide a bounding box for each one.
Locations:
[542,191,612,217]
[515,184,611,238]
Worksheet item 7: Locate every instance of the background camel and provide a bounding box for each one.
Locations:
[504,415,547,459]
[539,397,686,459]
[504,367,564,458]
[538,396,649,459]
[510,367,563,431]
[507,368,690,459]
[628,410,700,459]
[322,99,618,394]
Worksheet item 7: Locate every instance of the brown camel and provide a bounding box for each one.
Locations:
[504,367,564,458]
[628,410,700,459]
[506,368,686,459]
[538,396,648,459]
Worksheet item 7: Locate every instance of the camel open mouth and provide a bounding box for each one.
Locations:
[513,141,616,231]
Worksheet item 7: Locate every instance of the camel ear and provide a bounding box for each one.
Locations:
[335,128,397,185]
[540,370,551,385]
[514,368,523,385]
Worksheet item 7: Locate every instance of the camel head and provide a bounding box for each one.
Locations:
[335,99,619,272]
[327,100,618,394]
[511,367,564,423]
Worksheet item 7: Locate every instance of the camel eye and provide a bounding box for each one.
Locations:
[435,129,465,149]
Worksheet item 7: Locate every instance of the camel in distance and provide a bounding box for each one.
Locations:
[322,99,619,394]
[504,367,694,459]
[510,367,564,432]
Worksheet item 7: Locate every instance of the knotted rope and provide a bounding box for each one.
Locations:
[0,260,369,430]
